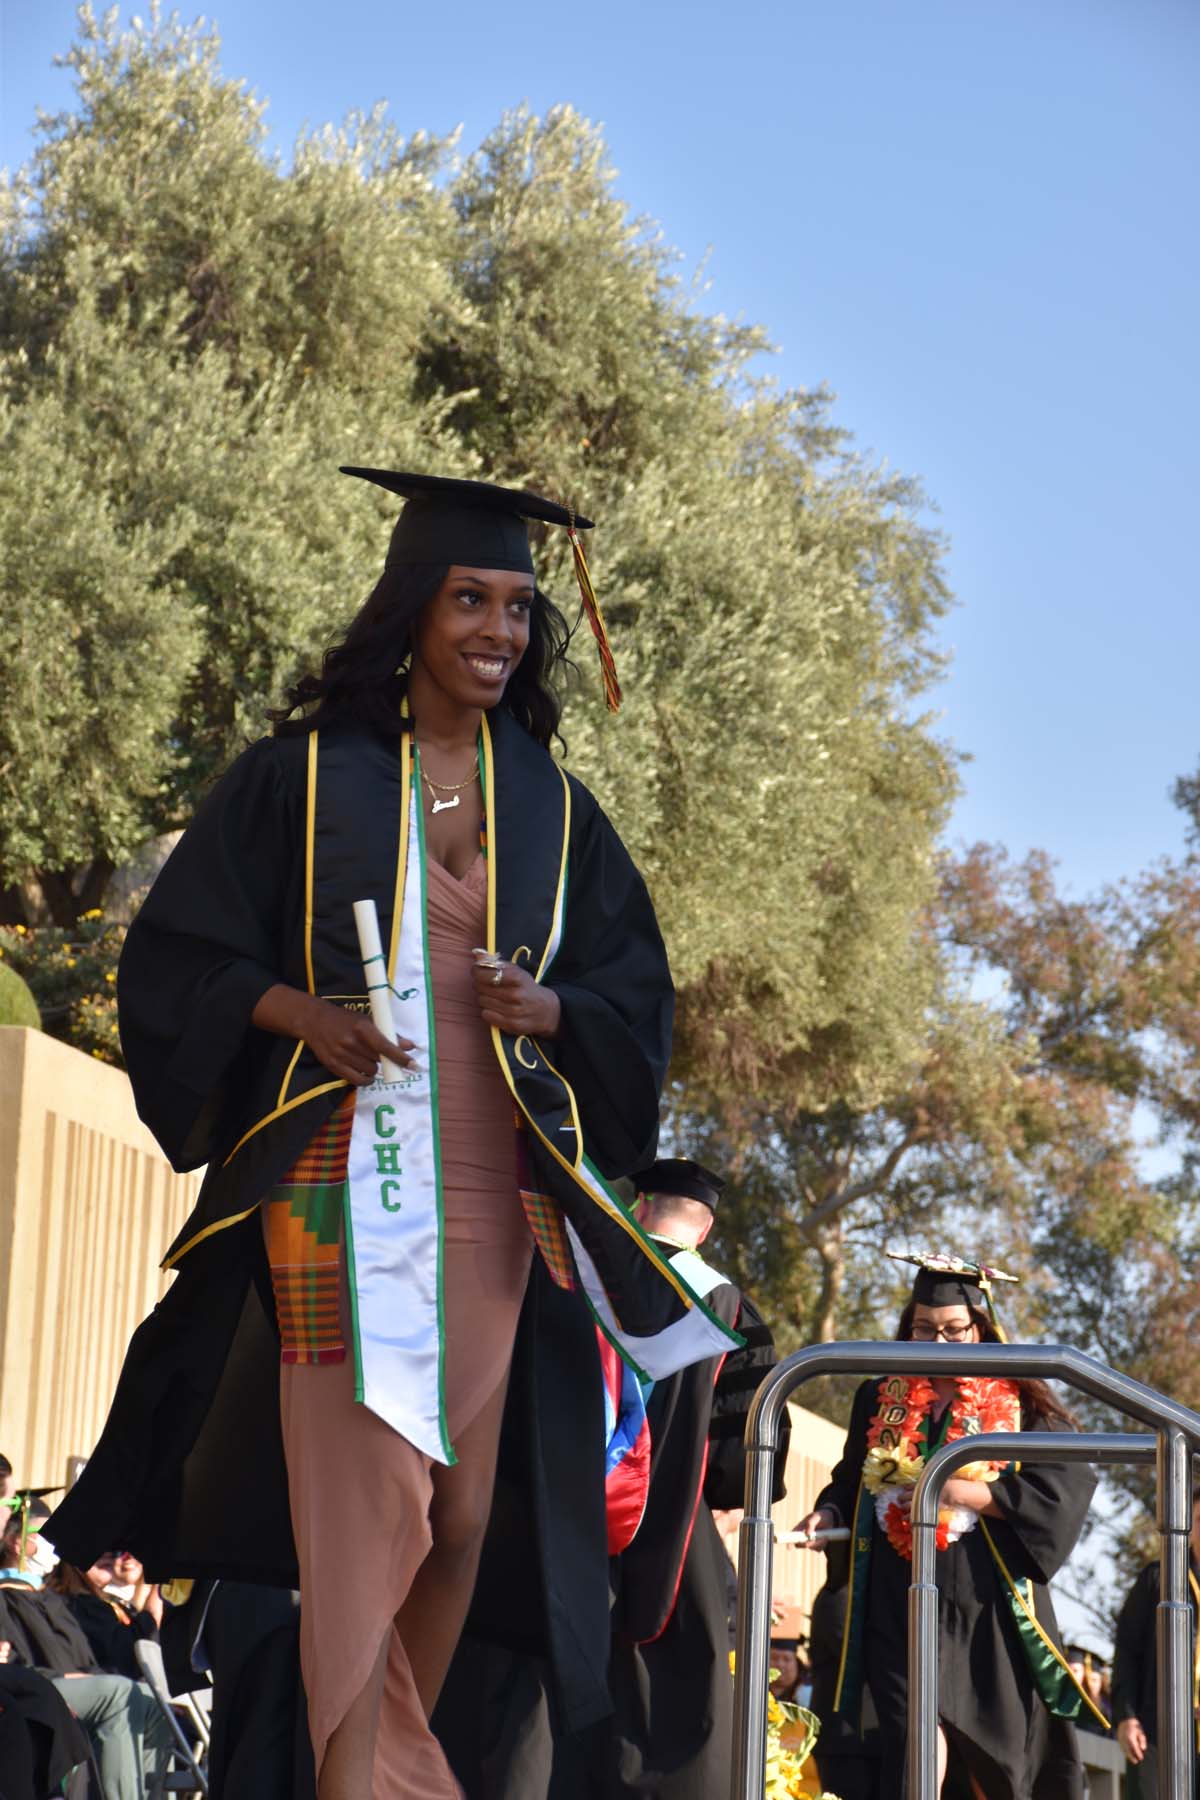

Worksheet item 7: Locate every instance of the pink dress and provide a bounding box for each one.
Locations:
[278,854,532,1796]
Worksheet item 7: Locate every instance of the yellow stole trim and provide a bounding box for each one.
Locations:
[833,1473,867,1712]
[477,713,696,1312]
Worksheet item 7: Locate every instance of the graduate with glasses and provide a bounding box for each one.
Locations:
[793,1252,1100,1800]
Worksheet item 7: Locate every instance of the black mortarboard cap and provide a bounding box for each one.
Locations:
[340,468,620,709]
[887,1250,1019,1328]
[635,1158,726,1213]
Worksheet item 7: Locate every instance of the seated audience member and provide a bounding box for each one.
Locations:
[104,1552,164,1629]
[1064,1645,1111,1735]
[48,1557,158,1681]
[0,1656,95,1800]
[0,1503,171,1800]
[769,1635,805,1705]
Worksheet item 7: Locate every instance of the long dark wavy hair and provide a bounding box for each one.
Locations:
[895,1299,1078,1428]
[269,564,575,747]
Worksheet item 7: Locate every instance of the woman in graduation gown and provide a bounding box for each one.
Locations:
[48,470,739,1800]
[793,1254,1101,1800]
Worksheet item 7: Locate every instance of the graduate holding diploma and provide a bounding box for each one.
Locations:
[49,470,740,1800]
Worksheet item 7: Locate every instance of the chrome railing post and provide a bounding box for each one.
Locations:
[732,1342,1200,1800]
[908,1433,1157,1800]
[731,1356,805,1800]
[908,1490,941,1800]
[1157,1425,1195,1800]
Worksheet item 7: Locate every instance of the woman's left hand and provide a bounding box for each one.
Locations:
[941,1476,999,1513]
[472,953,562,1039]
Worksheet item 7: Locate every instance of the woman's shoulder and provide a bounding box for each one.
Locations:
[488,708,603,823]
[220,723,374,798]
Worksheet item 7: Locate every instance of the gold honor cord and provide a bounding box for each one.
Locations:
[980,1522,1110,1729]
[832,1474,870,1714]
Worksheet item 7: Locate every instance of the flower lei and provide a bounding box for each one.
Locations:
[862,1373,1021,1559]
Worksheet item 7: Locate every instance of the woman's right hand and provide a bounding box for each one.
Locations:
[252,986,416,1085]
[792,1507,837,1549]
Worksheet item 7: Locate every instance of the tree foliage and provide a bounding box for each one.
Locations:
[690,835,1200,1380]
[0,4,954,1106]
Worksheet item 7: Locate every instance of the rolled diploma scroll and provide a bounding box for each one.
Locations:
[776,1527,851,1545]
[352,899,404,1083]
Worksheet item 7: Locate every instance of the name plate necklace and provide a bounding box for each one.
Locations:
[421,751,480,815]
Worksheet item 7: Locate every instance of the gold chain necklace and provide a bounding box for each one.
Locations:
[420,753,480,816]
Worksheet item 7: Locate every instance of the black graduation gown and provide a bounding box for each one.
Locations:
[0,1665,92,1800]
[1112,1555,1200,1759]
[63,1592,150,1681]
[817,1377,1096,1800]
[48,709,727,1740]
[0,1586,99,1678]
[809,1546,883,1800]
[604,1281,788,1799]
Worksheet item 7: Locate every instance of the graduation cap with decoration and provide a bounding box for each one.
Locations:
[887,1249,1019,1340]
[341,468,622,712]
[3,1487,63,1573]
[634,1158,726,1214]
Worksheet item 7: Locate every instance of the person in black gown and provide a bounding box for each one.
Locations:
[602,1158,788,1799]
[1111,1489,1200,1800]
[793,1252,1099,1800]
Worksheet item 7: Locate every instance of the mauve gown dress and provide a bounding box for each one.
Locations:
[276,852,533,1797]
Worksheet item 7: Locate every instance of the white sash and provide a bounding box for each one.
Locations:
[345,768,455,1465]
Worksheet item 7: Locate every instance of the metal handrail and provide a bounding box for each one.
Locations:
[909,1432,1158,1798]
[731,1341,1200,1800]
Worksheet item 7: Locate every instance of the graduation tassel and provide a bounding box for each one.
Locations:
[568,515,621,713]
[978,1272,1009,1343]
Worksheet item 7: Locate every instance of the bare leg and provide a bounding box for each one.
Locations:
[937,1724,949,1793]
[394,1369,512,1716]
[316,1628,390,1800]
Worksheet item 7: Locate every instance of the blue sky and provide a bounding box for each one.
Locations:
[4,0,1198,899]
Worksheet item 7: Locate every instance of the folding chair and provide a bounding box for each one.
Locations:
[133,1637,210,1797]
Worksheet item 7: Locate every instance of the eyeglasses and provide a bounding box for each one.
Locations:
[910,1322,974,1342]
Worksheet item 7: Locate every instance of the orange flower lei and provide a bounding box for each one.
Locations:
[865,1373,1021,1559]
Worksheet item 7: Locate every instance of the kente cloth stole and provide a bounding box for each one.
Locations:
[266,1104,576,1367]
[265,1090,354,1365]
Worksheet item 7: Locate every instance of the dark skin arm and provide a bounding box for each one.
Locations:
[251,985,416,1086]
[470,953,561,1037]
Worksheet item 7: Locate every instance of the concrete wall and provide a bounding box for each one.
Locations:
[0,1028,201,1493]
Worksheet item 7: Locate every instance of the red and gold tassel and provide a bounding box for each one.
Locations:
[568,517,621,713]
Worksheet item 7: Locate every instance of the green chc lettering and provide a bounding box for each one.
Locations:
[374,1143,402,1176]
[380,1180,402,1213]
[374,1103,397,1138]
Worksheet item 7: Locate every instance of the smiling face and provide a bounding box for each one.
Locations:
[110,1550,143,1588]
[410,564,534,712]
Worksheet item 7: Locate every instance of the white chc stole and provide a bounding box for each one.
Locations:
[345,768,455,1466]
